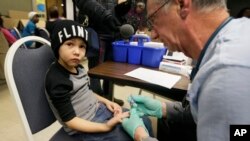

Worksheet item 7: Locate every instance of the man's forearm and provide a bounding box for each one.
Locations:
[161,102,167,118]
[134,127,158,141]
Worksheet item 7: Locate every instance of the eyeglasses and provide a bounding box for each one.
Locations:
[146,0,170,29]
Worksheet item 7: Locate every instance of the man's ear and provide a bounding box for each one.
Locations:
[178,0,190,19]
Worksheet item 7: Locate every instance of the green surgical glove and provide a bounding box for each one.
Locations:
[132,95,163,118]
[122,108,148,139]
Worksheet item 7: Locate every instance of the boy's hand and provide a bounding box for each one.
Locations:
[106,101,122,115]
[106,111,129,130]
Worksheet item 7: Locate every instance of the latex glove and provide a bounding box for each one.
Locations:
[132,95,162,118]
[127,96,137,108]
[122,108,148,139]
[106,111,129,131]
[127,96,145,117]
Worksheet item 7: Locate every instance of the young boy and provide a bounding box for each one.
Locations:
[45,20,152,141]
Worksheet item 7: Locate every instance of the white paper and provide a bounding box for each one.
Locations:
[125,68,181,89]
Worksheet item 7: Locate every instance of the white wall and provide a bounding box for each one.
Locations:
[66,0,74,20]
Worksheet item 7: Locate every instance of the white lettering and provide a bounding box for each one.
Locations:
[58,31,63,43]
[85,29,88,41]
[77,26,84,37]
[234,129,241,136]
[72,25,76,36]
[63,28,71,38]
[234,129,248,136]
[241,129,247,136]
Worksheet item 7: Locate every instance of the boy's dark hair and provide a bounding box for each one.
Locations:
[51,20,88,58]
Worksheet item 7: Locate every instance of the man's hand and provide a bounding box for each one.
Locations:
[118,0,127,4]
[132,95,163,118]
[122,108,148,139]
[106,111,129,131]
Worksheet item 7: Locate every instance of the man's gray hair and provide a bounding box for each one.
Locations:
[152,0,227,12]
[192,0,227,11]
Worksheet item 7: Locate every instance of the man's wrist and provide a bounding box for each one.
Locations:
[162,102,167,118]
[134,126,149,141]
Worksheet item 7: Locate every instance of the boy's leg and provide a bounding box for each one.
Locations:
[72,103,132,141]
[73,125,132,141]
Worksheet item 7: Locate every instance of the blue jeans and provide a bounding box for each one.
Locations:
[72,103,153,141]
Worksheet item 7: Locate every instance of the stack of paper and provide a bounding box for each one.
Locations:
[125,68,181,89]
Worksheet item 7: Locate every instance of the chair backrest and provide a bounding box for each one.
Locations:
[4,36,56,141]
[34,27,50,48]
[13,27,22,39]
[38,27,50,40]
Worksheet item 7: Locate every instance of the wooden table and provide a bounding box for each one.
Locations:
[88,61,190,101]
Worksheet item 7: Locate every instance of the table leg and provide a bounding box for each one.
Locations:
[106,81,114,101]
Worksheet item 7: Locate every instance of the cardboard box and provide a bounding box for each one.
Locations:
[2,17,20,29]
[0,32,9,80]
[8,10,29,19]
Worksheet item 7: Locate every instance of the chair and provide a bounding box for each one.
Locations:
[12,27,28,48]
[34,27,50,48]
[37,27,50,41]
[4,36,78,141]
[13,27,22,39]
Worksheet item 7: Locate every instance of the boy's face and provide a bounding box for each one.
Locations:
[58,38,87,71]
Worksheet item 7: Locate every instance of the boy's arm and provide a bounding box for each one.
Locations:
[94,93,122,114]
[94,93,111,104]
[66,111,129,133]
[65,117,112,132]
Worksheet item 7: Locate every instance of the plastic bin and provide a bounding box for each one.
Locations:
[127,34,150,64]
[113,34,151,64]
[130,34,151,46]
[112,41,129,62]
[127,45,143,64]
[113,34,166,67]
[142,47,167,68]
